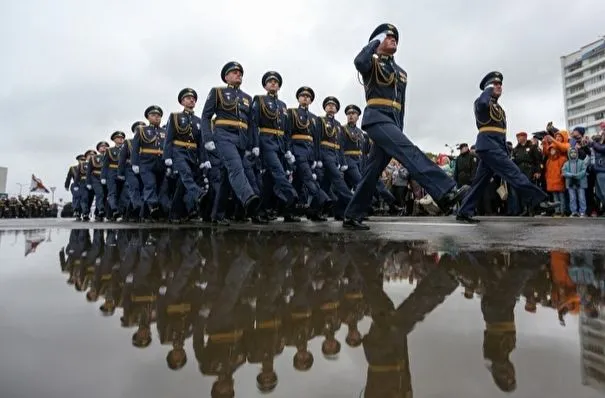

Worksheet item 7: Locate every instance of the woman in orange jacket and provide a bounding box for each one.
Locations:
[543,131,569,215]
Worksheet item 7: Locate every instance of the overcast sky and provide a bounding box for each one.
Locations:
[2,0,604,200]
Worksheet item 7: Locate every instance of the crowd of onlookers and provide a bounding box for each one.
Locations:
[380,121,605,217]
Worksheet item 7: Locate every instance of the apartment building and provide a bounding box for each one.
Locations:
[561,37,605,135]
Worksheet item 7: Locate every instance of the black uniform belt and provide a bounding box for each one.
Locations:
[344,150,362,156]
[320,141,340,150]
[140,148,163,155]
[259,127,284,137]
[478,126,506,134]
[292,134,313,142]
[215,119,248,129]
[174,140,197,149]
[367,98,402,110]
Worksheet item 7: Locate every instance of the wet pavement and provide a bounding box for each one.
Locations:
[0,225,604,397]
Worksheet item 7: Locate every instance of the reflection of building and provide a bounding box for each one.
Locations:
[561,37,605,135]
[580,311,605,392]
[0,166,7,194]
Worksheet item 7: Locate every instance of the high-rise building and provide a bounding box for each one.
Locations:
[561,37,605,135]
[580,310,605,393]
[0,167,7,195]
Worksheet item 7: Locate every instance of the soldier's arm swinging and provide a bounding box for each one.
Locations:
[101,152,109,182]
[117,143,128,178]
[249,96,261,151]
[163,116,175,162]
[64,167,73,190]
[131,128,142,168]
[201,88,218,146]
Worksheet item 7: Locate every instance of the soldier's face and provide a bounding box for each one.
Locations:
[181,95,196,109]
[324,103,337,115]
[492,82,503,97]
[298,94,311,107]
[264,79,279,93]
[379,35,398,54]
[225,70,242,85]
[98,146,107,153]
[346,112,359,124]
[114,137,124,146]
[148,113,162,125]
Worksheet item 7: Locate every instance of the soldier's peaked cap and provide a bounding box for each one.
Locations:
[369,23,399,42]
[178,88,197,103]
[322,96,340,112]
[76,154,86,161]
[480,71,503,90]
[131,121,145,133]
[111,131,126,141]
[84,149,96,157]
[144,105,163,118]
[296,86,315,101]
[221,61,244,83]
[96,141,109,150]
[344,104,361,115]
[262,71,282,87]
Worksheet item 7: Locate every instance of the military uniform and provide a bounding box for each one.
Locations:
[286,87,331,221]
[164,89,209,220]
[65,154,85,219]
[76,149,96,220]
[201,62,261,215]
[118,121,145,221]
[457,72,555,223]
[251,71,299,221]
[317,96,353,219]
[345,23,466,229]
[86,141,109,220]
[132,106,168,220]
[102,131,126,220]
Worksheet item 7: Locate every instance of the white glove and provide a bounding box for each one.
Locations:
[132,165,139,174]
[285,151,295,165]
[317,161,323,168]
[245,150,252,157]
[164,158,173,167]
[286,170,292,176]
[204,141,216,151]
[117,175,125,180]
[200,161,211,169]
[101,178,106,185]
[340,165,348,172]
[311,161,317,169]
[86,184,92,190]
[373,32,387,43]
[252,147,260,157]
[203,177,209,184]
[165,168,172,176]
[73,186,79,191]
[312,173,317,180]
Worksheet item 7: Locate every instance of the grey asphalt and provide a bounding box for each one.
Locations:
[1,216,603,250]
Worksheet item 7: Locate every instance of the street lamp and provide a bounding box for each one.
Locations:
[50,186,56,203]
[16,183,25,196]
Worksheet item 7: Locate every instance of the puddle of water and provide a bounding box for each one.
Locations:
[0,228,603,398]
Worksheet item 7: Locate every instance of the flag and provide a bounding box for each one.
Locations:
[30,174,50,193]
[24,230,46,256]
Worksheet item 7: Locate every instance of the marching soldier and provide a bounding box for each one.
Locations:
[251,71,300,222]
[317,96,353,220]
[344,23,468,229]
[132,106,167,221]
[86,142,109,221]
[201,61,261,216]
[65,154,85,220]
[118,121,145,221]
[102,131,126,220]
[457,71,558,223]
[342,104,399,214]
[286,86,330,221]
[164,88,209,220]
[75,149,96,221]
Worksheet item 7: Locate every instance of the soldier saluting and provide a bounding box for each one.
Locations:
[456,72,559,223]
[344,23,468,230]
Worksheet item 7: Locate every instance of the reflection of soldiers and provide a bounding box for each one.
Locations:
[478,251,544,392]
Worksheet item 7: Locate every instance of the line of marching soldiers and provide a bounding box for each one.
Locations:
[58,228,564,396]
[64,62,402,223]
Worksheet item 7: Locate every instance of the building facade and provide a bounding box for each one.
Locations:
[0,167,7,195]
[561,37,605,135]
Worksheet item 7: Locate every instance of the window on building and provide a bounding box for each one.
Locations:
[567,83,585,95]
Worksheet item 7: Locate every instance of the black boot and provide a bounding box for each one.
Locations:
[343,218,370,230]
[436,185,470,215]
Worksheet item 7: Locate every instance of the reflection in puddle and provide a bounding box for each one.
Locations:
[3,228,605,397]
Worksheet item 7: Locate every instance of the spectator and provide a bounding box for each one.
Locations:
[562,147,587,217]
[512,132,542,215]
[391,163,409,210]
[453,143,477,188]
[589,128,605,212]
[544,131,569,215]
